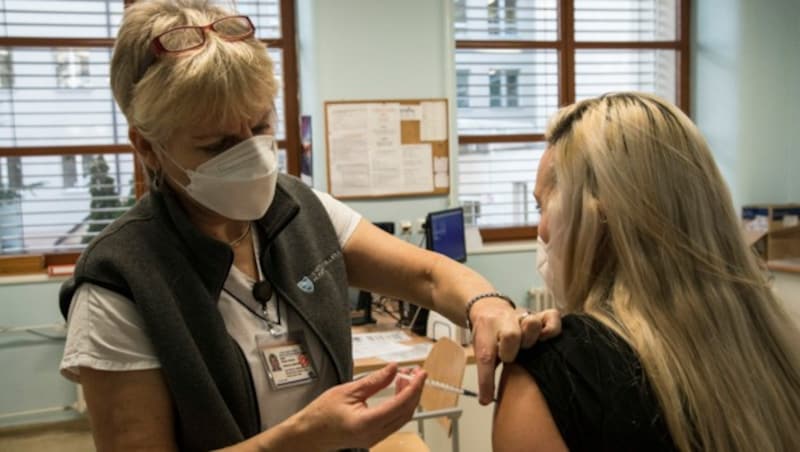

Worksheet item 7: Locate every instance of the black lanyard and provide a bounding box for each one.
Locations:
[222,286,282,329]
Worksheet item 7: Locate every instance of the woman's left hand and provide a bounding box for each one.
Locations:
[469,301,561,405]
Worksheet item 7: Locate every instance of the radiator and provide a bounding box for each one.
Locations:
[527,287,556,312]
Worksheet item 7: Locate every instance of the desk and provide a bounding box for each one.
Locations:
[768,258,800,274]
[352,314,475,374]
[355,315,489,452]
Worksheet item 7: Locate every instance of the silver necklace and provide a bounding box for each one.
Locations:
[228,223,252,247]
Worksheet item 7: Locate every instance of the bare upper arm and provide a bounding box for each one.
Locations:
[342,219,493,322]
[342,219,438,304]
[80,367,178,452]
[493,363,568,452]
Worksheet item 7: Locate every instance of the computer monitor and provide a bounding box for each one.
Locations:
[349,287,374,326]
[425,207,467,263]
[373,221,395,235]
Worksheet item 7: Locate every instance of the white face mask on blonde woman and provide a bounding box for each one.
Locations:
[157,135,279,221]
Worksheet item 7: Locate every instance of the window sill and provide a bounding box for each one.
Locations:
[0,273,68,287]
[468,239,537,255]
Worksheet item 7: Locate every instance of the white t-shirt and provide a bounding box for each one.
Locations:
[60,189,361,429]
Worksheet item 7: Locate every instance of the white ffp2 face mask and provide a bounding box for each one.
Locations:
[537,235,560,303]
[158,135,279,221]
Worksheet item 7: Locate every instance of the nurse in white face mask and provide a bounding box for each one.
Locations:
[155,133,280,222]
[57,2,562,451]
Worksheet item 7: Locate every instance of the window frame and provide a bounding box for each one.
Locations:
[0,0,301,275]
[456,0,691,241]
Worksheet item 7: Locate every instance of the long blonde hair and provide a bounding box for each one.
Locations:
[544,93,800,451]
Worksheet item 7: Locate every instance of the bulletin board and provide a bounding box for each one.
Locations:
[324,98,450,199]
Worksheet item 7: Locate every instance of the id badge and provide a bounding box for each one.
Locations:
[256,331,318,390]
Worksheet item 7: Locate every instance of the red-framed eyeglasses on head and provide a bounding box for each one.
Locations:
[150,15,256,56]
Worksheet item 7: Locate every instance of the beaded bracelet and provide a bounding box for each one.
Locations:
[465,292,516,332]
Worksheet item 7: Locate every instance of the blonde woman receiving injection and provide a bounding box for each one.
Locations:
[493,93,800,452]
[56,1,561,451]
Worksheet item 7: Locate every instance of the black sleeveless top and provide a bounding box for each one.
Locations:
[515,314,678,452]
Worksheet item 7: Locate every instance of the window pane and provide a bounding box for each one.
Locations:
[574,0,677,42]
[267,48,286,140]
[0,153,135,255]
[575,49,677,103]
[0,47,284,147]
[0,0,124,38]
[458,142,544,228]
[454,0,558,41]
[0,47,128,147]
[455,49,558,135]
[456,69,470,108]
[235,0,282,39]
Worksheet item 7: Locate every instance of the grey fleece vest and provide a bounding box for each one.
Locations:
[59,175,353,451]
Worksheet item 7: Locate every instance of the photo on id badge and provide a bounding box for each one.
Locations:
[257,331,318,390]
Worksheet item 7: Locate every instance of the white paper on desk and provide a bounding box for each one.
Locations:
[420,101,448,141]
[376,343,433,363]
[352,331,413,360]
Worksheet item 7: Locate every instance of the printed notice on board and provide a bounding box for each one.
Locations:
[327,103,437,197]
[399,105,422,121]
[400,144,434,193]
[326,103,375,197]
[420,101,448,141]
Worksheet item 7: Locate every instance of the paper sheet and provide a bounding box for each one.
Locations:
[434,172,449,188]
[434,156,449,173]
[327,102,441,197]
[352,331,413,360]
[375,343,433,363]
[401,144,434,192]
[420,101,448,141]
[399,105,422,121]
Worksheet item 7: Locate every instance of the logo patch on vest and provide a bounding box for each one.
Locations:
[297,276,315,293]
[296,250,342,294]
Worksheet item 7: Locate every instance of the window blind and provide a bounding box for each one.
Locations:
[235,0,281,39]
[0,47,127,147]
[455,49,559,135]
[459,142,544,227]
[0,153,134,254]
[575,49,677,102]
[454,0,559,231]
[454,0,558,41]
[0,0,286,257]
[574,0,677,42]
[453,0,685,234]
[0,0,124,38]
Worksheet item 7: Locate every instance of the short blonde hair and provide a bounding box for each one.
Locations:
[111,0,278,143]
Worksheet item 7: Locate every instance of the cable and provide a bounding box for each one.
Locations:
[0,324,67,341]
[24,330,67,340]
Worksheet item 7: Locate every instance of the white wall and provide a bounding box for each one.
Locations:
[693,0,800,207]
[774,271,800,325]
[296,0,540,304]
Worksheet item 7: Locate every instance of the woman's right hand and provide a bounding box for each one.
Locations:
[287,363,427,451]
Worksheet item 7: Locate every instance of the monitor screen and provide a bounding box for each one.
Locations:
[426,207,467,263]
